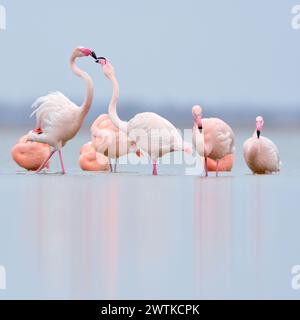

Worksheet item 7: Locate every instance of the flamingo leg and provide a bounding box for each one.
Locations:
[109,161,113,173]
[216,160,219,177]
[204,157,208,177]
[114,159,117,173]
[58,150,66,174]
[152,160,158,176]
[36,151,56,174]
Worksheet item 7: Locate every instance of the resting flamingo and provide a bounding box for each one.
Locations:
[11,134,51,171]
[96,58,192,175]
[207,154,235,172]
[192,105,235,176]
[27,46,98,174]
[79,142,110,172]
[243,116,280,174]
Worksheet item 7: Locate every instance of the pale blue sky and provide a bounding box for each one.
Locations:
[0,0,300,114]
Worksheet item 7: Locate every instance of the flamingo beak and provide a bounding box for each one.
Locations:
[256,130,261,139]
[96,57,107,65]
[91,51,98,60]
[90,51,107,64]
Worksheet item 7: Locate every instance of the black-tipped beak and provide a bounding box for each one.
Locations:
[91,51,98,60]
[198,126,203,134]
[95,56,107,64]
[256,130,260,139]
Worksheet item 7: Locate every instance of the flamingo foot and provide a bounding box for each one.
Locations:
[36,150,55,174]
[152,161,158,176]
[58,150,66,174]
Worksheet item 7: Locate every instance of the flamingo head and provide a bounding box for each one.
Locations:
[88,53,112,77]
[256,116,264,139]
[192,105,203,132]
[74,47,96,58]
[96,57,108,66]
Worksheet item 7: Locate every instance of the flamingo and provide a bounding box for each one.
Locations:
[243,116,280,174]
[11,135,51,171]
[27,46,98,174]
[79,142,110,172]
[207,154,235,172]
[91,113,142,173]
[96,58,192,175]
[192,105,235,176]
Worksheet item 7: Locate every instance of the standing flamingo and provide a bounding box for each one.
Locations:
[27,47,98,174]
[96,59,192,175]
[243,116,280,174]
[192,105,235,176]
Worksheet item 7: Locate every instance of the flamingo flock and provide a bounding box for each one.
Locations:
[11,47,281,176]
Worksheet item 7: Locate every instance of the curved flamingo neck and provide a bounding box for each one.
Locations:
[70,54,94,122]
[107,73,128,133]
[108,74,120,115]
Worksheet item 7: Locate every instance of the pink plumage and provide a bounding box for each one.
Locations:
[91,114,141,172]
[79,142,110,172]
[243,116,280,174]
[11,135,51,171]
[27,47,96,174]
[97,60,192,176]
[192,105,235,176]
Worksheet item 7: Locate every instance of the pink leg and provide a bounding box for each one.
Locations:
[36,151,55,173]
[205,157,208,177]
[58,150,66,174]
[152,160,158,176]
[216,160,219,177]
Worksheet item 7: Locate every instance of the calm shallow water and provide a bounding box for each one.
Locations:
[0,126,300,299]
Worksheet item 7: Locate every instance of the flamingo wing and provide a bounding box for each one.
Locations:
[31,92,79,132]
[261,137,281,171]
[128,112,184,154]
[203,118,235,158]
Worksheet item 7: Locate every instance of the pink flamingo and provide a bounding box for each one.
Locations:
[91,113,142,173]
[79,142,110,172]
[207,154,235,172]
[192,105,235,176]
[11,134,51,171]
[27,47,97,174]
[243,116,280,174]
[97,59,192,176]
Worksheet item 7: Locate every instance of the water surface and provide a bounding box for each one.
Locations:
[0,127,299,299]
